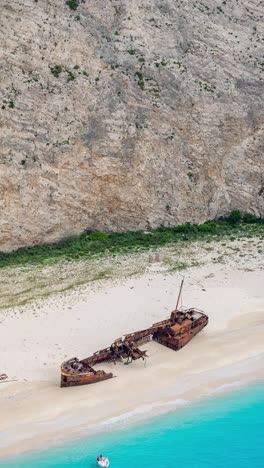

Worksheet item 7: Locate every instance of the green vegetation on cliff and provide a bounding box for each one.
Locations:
[0,212,263,269]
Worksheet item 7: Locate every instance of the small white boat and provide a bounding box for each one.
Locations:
[96,456,110,467]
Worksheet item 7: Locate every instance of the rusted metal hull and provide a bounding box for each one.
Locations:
[61,368,113,387]
[153,315,208,350]
[61,307,208,387]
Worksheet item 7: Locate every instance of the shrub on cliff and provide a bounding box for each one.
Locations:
[243,213,259,224]
[89,232,109,241]
[66,0,78,10]
[197,221,218,233]
[226,210,242,225]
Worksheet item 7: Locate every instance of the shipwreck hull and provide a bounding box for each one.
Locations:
[60,302,209,387]
[153,315,208,351]
[61,368,113,387]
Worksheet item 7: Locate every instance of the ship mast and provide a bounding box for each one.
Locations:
[175,278,184,311]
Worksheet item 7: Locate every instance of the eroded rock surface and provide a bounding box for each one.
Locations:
[0,0,263,251]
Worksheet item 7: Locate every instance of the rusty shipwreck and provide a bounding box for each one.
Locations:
[61,280,208,387]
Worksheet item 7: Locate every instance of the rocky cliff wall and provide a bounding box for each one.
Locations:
[0,0,263,251]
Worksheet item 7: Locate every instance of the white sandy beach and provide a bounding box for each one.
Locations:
[0,239,264,459]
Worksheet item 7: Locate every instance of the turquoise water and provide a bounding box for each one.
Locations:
[2,381,264,467]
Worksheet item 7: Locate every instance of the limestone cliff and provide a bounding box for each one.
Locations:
[0,0,263,251]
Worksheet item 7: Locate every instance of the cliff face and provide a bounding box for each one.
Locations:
[0,0,263,251]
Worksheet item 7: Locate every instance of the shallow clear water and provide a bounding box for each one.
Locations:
[2,381,264,468]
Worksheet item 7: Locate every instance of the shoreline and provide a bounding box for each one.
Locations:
[1,355,264,461]
[1,239,263,460]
